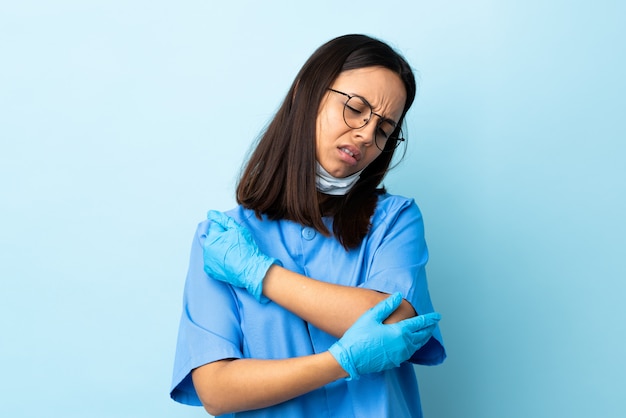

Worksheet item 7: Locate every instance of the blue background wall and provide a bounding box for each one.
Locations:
[1,1,624,417]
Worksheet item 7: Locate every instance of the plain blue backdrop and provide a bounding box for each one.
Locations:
[1,1,624,417]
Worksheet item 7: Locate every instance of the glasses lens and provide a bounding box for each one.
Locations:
[376,128,404,152]
[343,96,371,129]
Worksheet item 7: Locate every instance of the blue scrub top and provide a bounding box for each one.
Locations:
[170,193,446,417]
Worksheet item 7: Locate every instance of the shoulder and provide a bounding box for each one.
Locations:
[224,205,257,223]
[372,192,423,226]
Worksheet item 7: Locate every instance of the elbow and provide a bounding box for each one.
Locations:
[201,401,230,417]
[382,297,417,324]
[192,361,238,416]
[197,389,237,416]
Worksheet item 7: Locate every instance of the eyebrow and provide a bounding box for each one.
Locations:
[350,91,399,127]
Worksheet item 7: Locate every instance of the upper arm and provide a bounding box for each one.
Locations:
[362,198,446,364]
[170,223,244,406]
[361,198,430,310]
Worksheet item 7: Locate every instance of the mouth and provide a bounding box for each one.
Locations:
[339,146,361,162]
[340,147,354,157]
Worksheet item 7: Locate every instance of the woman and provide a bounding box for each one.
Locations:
[170,34,446,417]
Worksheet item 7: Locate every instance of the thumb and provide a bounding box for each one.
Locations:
[371,292,403,323]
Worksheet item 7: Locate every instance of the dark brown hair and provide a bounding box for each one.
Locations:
[236,34,417,249]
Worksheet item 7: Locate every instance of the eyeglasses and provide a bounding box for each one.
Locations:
[328,88,405,152]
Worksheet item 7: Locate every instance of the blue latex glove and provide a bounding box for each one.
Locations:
[202,210,281,303]
[329,292,440,380]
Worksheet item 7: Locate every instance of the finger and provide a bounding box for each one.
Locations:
[371,292,403,323]
[206,216,228,236]
[208,210,245,234]
[207,210,231,227]
[419,312,441,325]
[399,312,441,331]
[406,324,437,347]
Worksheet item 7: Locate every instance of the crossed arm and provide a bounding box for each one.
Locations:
[191,265,417,415]
[262,265,417,337]
[191,211,426,415]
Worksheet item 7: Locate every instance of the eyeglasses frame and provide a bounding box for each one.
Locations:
[327,88,405,152]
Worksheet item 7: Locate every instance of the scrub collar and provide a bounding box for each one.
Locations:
[315,162,364,195]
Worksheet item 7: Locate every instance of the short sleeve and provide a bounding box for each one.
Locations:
[169,221,244,406]
[360,196,446,366]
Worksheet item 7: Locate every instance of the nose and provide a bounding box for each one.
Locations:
[353,119,377,146]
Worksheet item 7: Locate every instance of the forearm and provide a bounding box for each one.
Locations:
[262,265,417,338]
[192,352,347,416]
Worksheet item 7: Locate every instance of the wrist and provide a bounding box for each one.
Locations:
[251,258,282,304]
[323,350,351,381]
[328,341,359,381]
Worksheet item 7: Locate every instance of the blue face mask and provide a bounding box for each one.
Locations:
[315,162,364,195]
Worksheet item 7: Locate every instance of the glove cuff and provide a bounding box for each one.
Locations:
[249,257,282,304]
[328,341,360,381]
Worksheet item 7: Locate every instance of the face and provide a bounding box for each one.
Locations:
[315,66,407,178]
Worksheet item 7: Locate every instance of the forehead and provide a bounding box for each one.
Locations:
[331,66,407,121]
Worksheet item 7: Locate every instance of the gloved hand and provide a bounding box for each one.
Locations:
[329,292,440,380]
[202,210,281,303]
